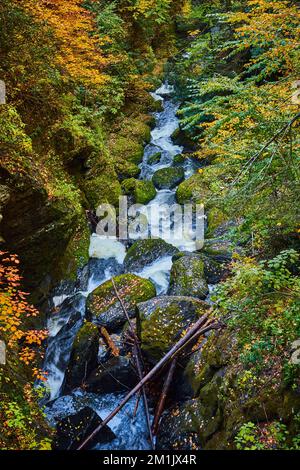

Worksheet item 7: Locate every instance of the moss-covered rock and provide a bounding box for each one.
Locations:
[114,160,141,180]
[108,134,144,165]
[202,238,237,262]
[124,238,179,272]
[147,151,162,165]
[176,173,208,205]
[82,167,122,208]
[172,251,227,284]
[138,296,210,362]
[87,274,156,332]
[152,167,185,190]
[171,127,197,150]
[168,256,208,299]
[173,153,185,165]
[121,178,156,204]
[156,396,223,450]
[63,322,99,393]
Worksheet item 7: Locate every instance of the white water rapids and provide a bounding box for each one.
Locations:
[42,82,201,450]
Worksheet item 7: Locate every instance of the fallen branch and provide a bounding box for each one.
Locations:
[111,278,154,449]
[100,326,120,357]
[152,358,177,436]
[77,312,212,450]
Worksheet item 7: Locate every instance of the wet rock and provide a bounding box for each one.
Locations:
[202,238,237,262]
[171,127,196,150]
[87,273,156,332]
[156,397,222,450]
[63,322,100,393]
[121,178,156,204]
[152,167,185,190]
[147,151,162,165]
[124,238,179,272]
[157,369,224,450]
[138,296,210,363]
[176,173,209,205]
[172,251,227,284]
[53,406,115,450]
[173,153,185,166]
[85,357,138,393]
[168,256,208,299]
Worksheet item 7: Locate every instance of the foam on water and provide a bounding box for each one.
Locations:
[89,234,126,264]
[135,256,173,294]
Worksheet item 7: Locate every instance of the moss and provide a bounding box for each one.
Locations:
[173,153,185,165]
[176,166,225,207]
[168,256,208,299]
[56,214,90,282]
[118,116,151,144]
[108,134,144,165]
[139,297,209,362]
[147,151,162,165]
[87,273,156,320]
[121,178,156,204]
[114,160,141,180]
[83,172,122,208]
[206,207,228,236]
[141,303,186,362]
[124,238,178,271]
[152,167,184,189]
[176,173,208,205]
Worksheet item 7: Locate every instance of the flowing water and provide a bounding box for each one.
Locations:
[42,82,201,449]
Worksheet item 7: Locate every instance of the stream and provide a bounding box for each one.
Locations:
[42,82,204,450]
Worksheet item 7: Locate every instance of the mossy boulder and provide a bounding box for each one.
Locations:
[63,322,100,393]
[138,296,210,363]
[82,171,122,208]
[108,135,144,165]
[124,238,179,272]
[147,152,162,165]
[121,178,156,204]
[176,173,209,205]
[156,397,222,450]
[171,127,196,150]
[86,274,156,332]
[202,238,237,262]
[206,208,228,236]
[168,256,208,299]
[173,154,185,165]
[152,167,185,190]
[114,160,141,180]
[172,251,227,284]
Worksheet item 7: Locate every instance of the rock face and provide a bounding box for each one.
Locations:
[176,173,209,205]
[147,151,162,165]
[168,256,208,299]
[156,395,222,450]
[0,170,89,300]
[202,238,237,262]
[85,357,138,393]
[86,273,156,332]
[124,238,179,272]
[121,178,156,204]
[53,407,115,450]
[63,322,100,393]
[172,251,227,284]
[152,167,185,189]
[138,296,210,363]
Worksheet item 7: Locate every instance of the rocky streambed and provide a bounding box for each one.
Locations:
[41,83,235,450]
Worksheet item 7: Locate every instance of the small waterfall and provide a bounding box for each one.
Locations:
[42,81,199,449]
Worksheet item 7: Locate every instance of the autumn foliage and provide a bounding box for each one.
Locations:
[0,252,47,380]
[18,0,110,86]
